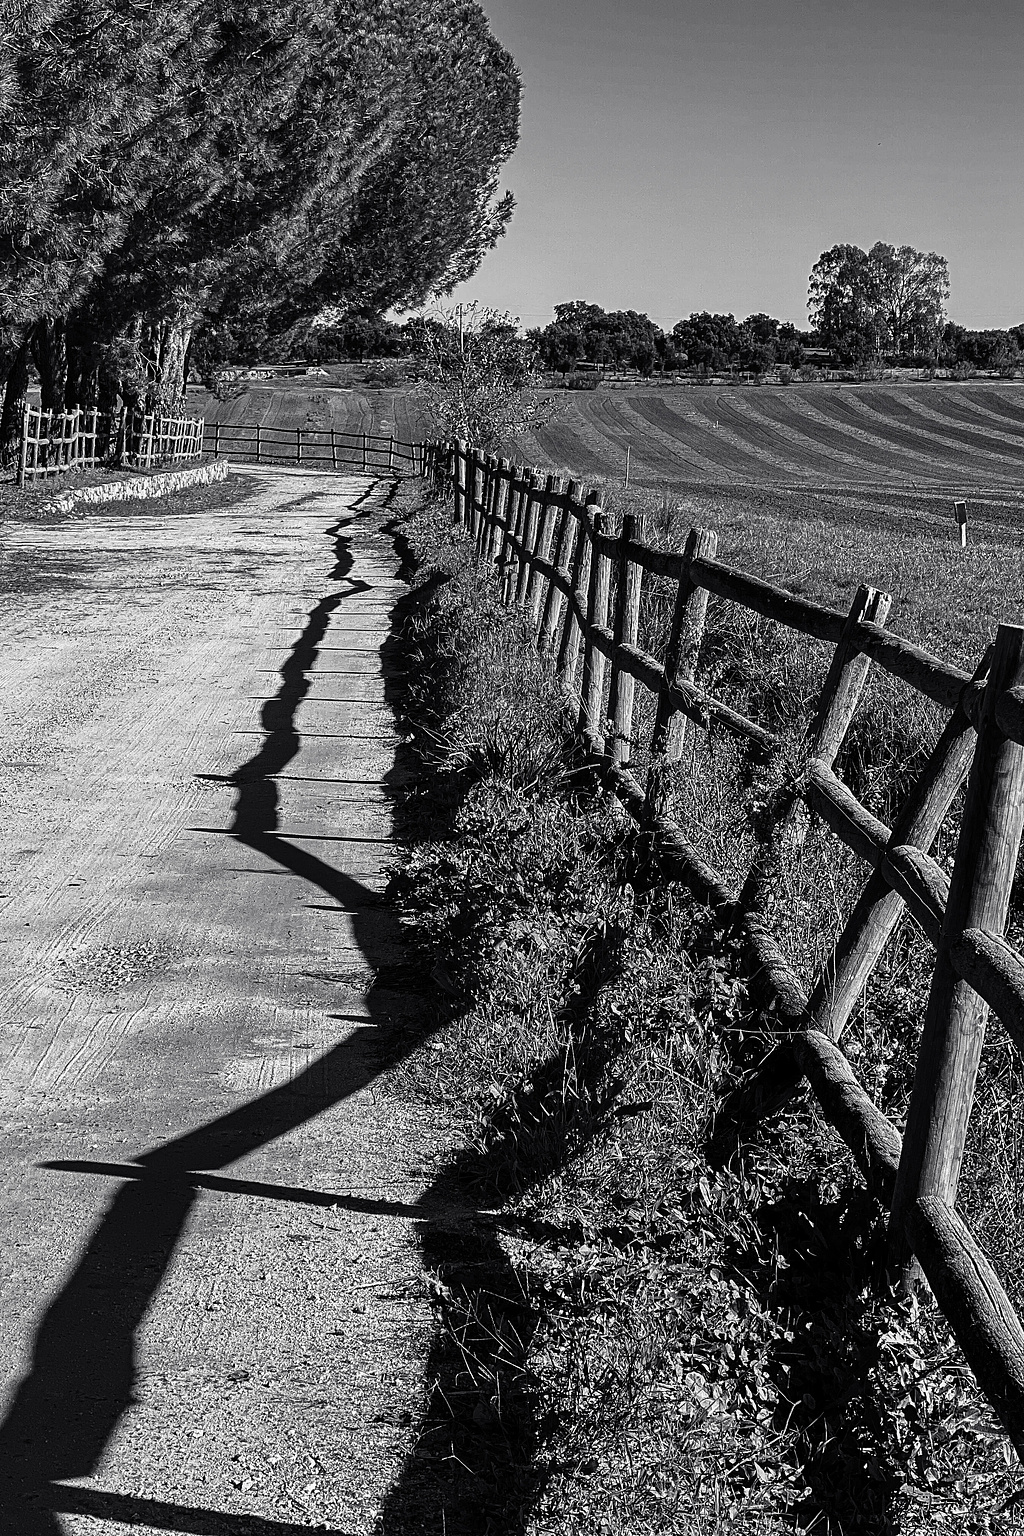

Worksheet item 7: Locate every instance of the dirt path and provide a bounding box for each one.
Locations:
[0,467,445,1534]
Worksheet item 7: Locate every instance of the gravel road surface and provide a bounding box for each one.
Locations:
[0,467,444,1533]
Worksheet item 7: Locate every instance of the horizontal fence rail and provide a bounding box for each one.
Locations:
[205,422,426,474]
[423,435,1024,1463]
[18,403,205,485]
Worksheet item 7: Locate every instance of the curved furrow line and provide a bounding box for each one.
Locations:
[793,390,1020,485]
[624,394,783,481]
[703,392,854,479]
[529,420,611,480]
[585,393,740,483]
[854,388,1024,469]
[911,387,1024,444]
[817,390,1024,479]
[758,389,957,483]
[951,385,1024,430]
[709,390,909,483]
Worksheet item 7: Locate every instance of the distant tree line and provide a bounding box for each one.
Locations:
[523,302,807,377]
[0,0,519,454]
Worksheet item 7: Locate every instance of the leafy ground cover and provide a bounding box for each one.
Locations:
[383,484,1024,1534]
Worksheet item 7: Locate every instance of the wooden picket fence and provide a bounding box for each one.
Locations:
[18,403,204,485]
[206,421,427,474]
[427,437,1024,1461]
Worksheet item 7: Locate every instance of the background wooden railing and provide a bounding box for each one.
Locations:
[425,436,1024,1462]
[18,403,205,484]
[206,422,427,473]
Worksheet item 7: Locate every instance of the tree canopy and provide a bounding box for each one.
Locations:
[808,243,950,364]
[0,0,520,437]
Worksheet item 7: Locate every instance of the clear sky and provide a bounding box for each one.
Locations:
[442,0,1024,333]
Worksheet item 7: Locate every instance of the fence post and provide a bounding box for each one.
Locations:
[214,421,221,458]
[579,508,612,748]
[515,471,541,605]
[454,440,468,525]
[256,424,262,463]
[476,456,496,557]
[487,459,510,567]
[738,582,892,916]
[361,433,367,473]
[17,402,30,487]
[648,527,719,766]
[388,433,395,473]
[539,482,580,654]
[558,491,599,689]
[500,466,527,603]
[296,427,302,465]
[527,475,560,623]
[890,623,1024,1271]
[607,512,644,766]
[809,663,985,1041]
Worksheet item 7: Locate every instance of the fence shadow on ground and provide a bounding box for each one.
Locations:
[0,480,449,1533]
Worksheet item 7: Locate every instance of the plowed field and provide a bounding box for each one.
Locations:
[512,383,1024,493]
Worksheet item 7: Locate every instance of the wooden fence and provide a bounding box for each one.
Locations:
[426,436,1024,1461]
[18,403,205,485]
[206,422,427,474]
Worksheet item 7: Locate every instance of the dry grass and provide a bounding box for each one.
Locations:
[386,488,1024,1534]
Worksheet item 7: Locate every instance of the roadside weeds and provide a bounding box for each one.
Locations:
[380,484,1024,1534]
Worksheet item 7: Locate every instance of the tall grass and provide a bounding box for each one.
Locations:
[387,488,1024,1533]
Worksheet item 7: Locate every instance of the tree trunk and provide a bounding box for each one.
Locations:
[0,334,31,465]
[32,317,68,412]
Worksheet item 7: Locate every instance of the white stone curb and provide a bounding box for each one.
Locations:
[40,458,229,516]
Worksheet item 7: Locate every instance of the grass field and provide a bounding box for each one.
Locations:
[192,378,1024,543]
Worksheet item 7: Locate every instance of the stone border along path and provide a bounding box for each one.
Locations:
[0,465,457,1534]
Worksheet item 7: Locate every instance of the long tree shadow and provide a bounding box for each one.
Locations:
[0,477,451,1534]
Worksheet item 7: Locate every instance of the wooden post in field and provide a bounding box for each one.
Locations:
[214,420,222,458]
[255,423,262,463]
[388,433,395,473]
[890,623,1024,1271]
[579,508,612,746]
[558,491,599,689]
[607,512,644,766]
[361,433,368,473]
[539,482,580,654]
[955,501,968,547]
[649,526,719,765]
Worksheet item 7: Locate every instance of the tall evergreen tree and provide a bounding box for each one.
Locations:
[0,0,519,441]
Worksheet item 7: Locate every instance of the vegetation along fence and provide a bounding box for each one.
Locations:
[19,403,205,485]
[425,435,1024,1463]
[206,422,427,474]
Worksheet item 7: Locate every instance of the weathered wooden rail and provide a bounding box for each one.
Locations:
[18,403,204,485]
[206,422,426,474]
[424,436,1024,1461]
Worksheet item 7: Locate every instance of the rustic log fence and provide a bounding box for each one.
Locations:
[18,403,205,485]
[206,422,426,474]
[425,436,1024,1461]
